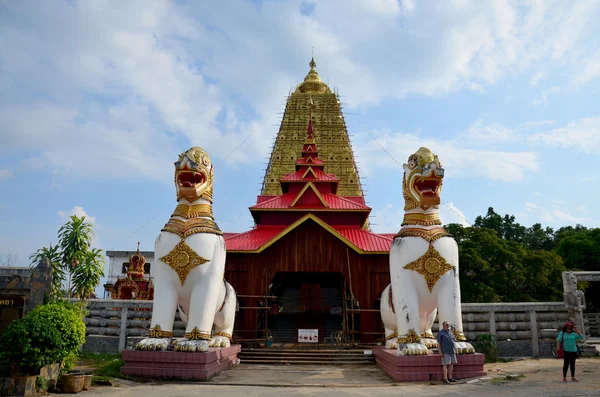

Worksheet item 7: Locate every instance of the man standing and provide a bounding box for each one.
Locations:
[437,321,458,384]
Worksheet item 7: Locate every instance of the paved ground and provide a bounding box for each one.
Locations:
[83,358,600,397]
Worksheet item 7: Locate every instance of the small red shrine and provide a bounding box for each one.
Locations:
[106,243,154,300]
[224,112,395,343]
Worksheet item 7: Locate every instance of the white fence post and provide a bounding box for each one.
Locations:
[119,305,128,352]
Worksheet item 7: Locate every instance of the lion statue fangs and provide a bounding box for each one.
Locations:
[379,147,475,356]
[135,147,237,352]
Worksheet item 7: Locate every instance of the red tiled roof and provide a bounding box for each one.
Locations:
[336,228,394,252]
[296,157,324,165]
[222,232,241,239]
[224,215,392,253]
[280,169,338,182]
[250,192,370,210]
[224,226,285,251]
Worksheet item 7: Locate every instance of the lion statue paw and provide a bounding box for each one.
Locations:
[399,342,430,356]
[174,339,209,352]
[209,336,231,348]
[422,338,438,349]
[135,338,170,351]
[454,341,475,354]
[385,339,398,349]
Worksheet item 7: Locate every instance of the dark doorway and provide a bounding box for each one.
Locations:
[268,272,344,343]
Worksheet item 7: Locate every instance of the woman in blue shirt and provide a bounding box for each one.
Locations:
[557,321,585,382]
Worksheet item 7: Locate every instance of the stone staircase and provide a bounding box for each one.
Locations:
[239,347,375,365]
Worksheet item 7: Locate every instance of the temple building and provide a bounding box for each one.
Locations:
[224,58,394,344]
[104,243,154,300]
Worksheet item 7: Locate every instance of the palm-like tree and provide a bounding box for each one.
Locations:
[58,215,94,297]
[29,243,65,296]
[71,248,106,301]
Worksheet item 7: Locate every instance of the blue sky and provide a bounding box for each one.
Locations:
[1,0,600,272]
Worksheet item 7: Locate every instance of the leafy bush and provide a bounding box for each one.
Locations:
[35,376,47,393]
[1,301,86,376]
[473,333,499,363]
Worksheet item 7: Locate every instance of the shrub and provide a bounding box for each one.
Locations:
[1,301,86,376]
[473,333,499,363]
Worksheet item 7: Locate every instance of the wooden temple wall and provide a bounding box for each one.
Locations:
[224,221,390,342]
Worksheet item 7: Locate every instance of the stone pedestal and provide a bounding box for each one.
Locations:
[121,345,241,380]
[373,347,486,382]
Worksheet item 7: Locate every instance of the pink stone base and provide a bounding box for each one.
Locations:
[373,347,486,382]
[121,345,241,381]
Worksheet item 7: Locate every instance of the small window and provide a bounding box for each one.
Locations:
[144,263,151,274]
[121,262,129,273]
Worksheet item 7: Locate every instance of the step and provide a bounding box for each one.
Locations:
[240,354,373,360]
[240,359,374,365]
[239,352,372,358]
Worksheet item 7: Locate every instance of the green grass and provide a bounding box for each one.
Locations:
[77,352,128,380]
[490,374,526,383]
[78,352,121,367]
[91,375,114,386]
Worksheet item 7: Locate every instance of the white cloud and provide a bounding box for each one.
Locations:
[0,170,12,181]
[532,85,560,107]
[540,208,589,225]
[529,71,545,87]
[460,119,520,145]
[531,117,600,153]
[58,206,97,225]
[574,50,600,85]
[354,130,539,182]
[525,202,537,211]
[0,0,599,185]
[518,120,556,129]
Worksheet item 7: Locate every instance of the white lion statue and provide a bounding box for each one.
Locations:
[136,147,237,352]
[380,147,474,355]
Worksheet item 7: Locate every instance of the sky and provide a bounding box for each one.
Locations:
[1,0,600,275]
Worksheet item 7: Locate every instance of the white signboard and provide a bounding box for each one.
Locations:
[298,329,319,343]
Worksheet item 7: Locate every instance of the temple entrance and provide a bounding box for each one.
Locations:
[268,272,344,343]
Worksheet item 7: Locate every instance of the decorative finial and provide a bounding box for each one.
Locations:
[309,53,316,70]
[136,241,140,253]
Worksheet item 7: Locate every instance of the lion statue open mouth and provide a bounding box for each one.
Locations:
[135,147,237,352]
[380,147,475,356]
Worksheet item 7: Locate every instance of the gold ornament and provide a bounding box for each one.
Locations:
[159,239,210,285]
[421,332,435,339]
[162,217,222,238]
[147,325,173,338]
[402,176,419,210]
[394,227,451,242]
[172,203,214,220]
[213,331,232,341]
[403,243,455,292]
[385,332,398,340]
[397,329,422,344]
[401,212,442,226]
[452,328,467,341]
[185,327,211,341]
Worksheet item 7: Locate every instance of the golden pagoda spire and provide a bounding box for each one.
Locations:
[261,57,364,199]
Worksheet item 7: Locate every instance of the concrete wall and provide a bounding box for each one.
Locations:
[80,299,570,357]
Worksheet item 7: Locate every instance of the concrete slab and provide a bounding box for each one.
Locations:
[81,357,600,397]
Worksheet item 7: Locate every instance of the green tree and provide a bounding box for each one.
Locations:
[30,215,104,300]
[29,244,65,296]
[71,248,105,301]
